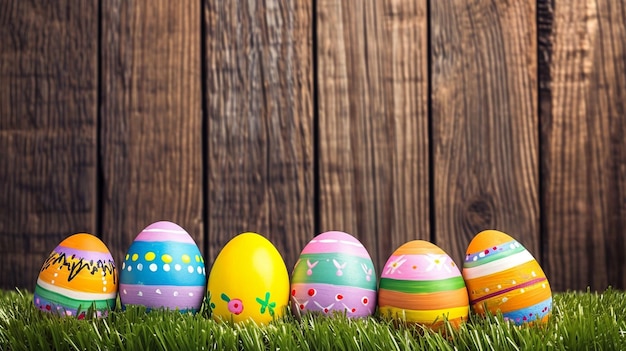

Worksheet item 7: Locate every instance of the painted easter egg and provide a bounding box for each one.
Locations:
[208,232,290,324]
[462,229,552,325]
[378,240,469,328]
[290,231,377,318]
[119,221,206,313]
[34,233,118,318]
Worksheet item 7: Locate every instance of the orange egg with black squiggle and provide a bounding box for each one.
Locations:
[34,233,118,318]
[462,230,552,325]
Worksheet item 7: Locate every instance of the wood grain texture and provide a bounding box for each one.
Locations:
[317,0,429,273]
[431,1,539,265]
[0,1,98,290]
[540,0,626,291]
[100,0,204,265]
[204,1,313,270]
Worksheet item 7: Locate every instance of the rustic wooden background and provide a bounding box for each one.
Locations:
[1,0,624,292]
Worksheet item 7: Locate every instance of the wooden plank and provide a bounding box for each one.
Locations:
[317,0,430,273]
[431,1,539,266]
[205,1,313,270]
[100,0,204,265]
[0,1,98,290]
[539,0,626,291]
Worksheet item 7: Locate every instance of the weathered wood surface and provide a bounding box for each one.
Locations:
[204,0,313,271]
[317,0,430,272]
[431,1,540,268]
[1,0,625,291]
[100,0,204,265]
[539,0,626,291]
[0,1,98,290]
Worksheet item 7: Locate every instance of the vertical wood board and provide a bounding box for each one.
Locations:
[317,0,430,273]
[431,1,539,265]
[100,0,204,265]
[204,0,313,270]
[0,1,98,290]
[540,0,626,291]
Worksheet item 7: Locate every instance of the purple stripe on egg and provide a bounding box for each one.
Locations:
[120,284,205,310]
[55,246,114,262]
[134,229,197,244]
[144,221,185,231]
[470,277,548,305]
[291,283,376,318]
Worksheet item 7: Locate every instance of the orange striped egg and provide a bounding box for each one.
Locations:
[463,230,552,325]
[34,233,118,318]
[378,240,469,329]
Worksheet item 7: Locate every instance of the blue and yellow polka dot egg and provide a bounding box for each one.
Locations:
[119,221,206,313]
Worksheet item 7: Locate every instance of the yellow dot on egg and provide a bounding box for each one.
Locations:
[145,252,156,261]
[125,254,130,260]
[162,254,173,263]
[195,255,201,262]
[132,253,139,261]
[182,254,191,263]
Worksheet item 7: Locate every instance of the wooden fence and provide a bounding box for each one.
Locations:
[1,0,625,292]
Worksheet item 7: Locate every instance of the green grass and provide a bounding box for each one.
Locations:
[1,289,625,350]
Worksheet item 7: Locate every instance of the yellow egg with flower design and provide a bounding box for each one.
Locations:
[207,232,289,324]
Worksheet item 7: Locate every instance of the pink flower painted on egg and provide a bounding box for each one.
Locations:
[228,299,243,314]
[221,293,244,315]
